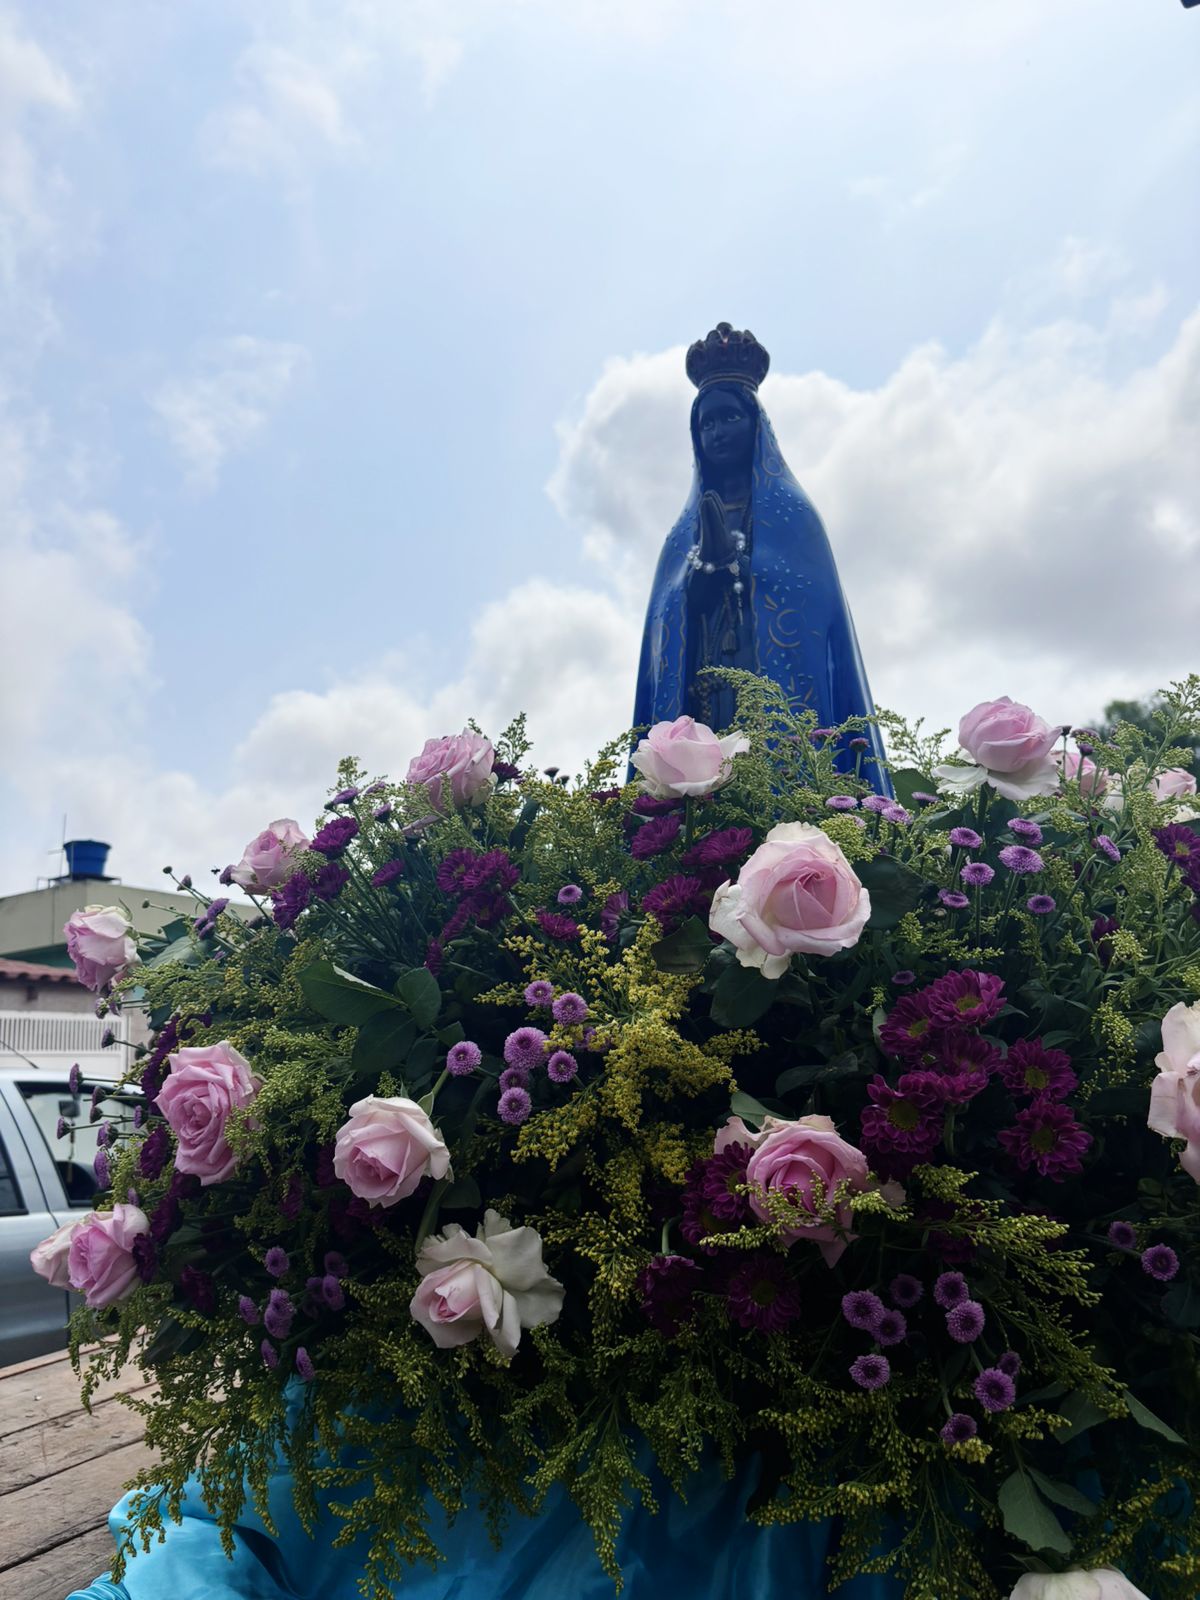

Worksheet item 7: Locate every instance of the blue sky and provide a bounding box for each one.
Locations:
[2,0,1197,890]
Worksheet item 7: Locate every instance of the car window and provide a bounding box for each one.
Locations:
[16,1083,137,1207]
[0,1132,22,1215]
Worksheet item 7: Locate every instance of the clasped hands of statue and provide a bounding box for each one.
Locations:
[686,490,746,581]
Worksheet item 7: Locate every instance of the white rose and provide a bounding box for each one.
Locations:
[409,1209,564,1358]
[631,716,749,799]
[333,1096,452,1207]
[1009,1570,1149,1600]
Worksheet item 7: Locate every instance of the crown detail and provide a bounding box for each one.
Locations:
[685,322,770,391]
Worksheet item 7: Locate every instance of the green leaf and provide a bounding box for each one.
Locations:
[1163,1279,1200,1329]
[775,1051,859,1098]
[997,1470,1071,1554]
[1125,1391,1186,1445]
[405,1036,440,1094]
[729,1090,772,1128]
[352,1012,418,1074]
[857,857,927,930]
[1028,1468,1099,1518]
[143,1314,207,1367]
[437,1021,466,1047]
[300,960,401,1026]
[710,963,776,1028]
[1051,1390,1109,1443]
[889,767,934,810]
[651,915,713,974]
[145,934,201,971]
[396,967,442,1030]
[441,1175,482,1210]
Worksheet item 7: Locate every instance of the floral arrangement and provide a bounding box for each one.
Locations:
[37,673,1200,1600]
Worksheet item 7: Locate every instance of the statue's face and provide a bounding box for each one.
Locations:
[696,389,755,472]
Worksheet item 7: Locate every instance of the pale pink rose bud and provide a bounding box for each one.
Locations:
[1059,749,1109,797]
[405,731,495,813]
[63,905,140,992]
[332,1095,452,1206]
[30,1217,83,1288]
[708,822,870,979]
[1008,1569,1150,1600]
[157,1041,263,1185]
[959,698,1059,774]
[1147,1001,1200,1183]
[630,716,750,800]
[743,1114,870,1266]
[1150,768,1197,803]
[229,819,310,891]
[409,1209,564,1357]
[66,1204,150,1308]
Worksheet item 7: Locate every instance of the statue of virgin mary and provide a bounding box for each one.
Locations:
[632,323,892,794]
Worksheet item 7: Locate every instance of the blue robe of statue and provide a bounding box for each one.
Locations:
[632,384,892,796]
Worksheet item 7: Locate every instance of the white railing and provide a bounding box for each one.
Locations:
[0,1009,129,1080]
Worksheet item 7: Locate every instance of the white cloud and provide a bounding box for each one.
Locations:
[151,335,308,489]
[199,43,357,176]
[548,287,1200,740]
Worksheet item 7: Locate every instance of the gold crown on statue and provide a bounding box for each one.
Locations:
[685,322,770,391]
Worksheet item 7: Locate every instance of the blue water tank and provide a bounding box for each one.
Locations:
[64,840,111,880]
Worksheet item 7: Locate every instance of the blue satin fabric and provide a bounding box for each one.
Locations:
[67,1391,904,1600]
[631,384,892,797]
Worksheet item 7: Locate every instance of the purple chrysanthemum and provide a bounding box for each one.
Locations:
[92,1148,111,1187]
[873,1308,908,1346]
[932,1032,1000,1103]
[1093,834,1121,863]
[861,1072,946,1177]
[313,863,350,901]
[940,1413,978,1445]
[294,1347,315,1382]
[842,1289,885,1331]
[726,1254,803,1333]
[825,795,859,811]
[889,1274,923,1309]
[271,871,313,931]
[372,801,393,821]
[849,1354,891,1390]
[878,992,937,1059]
[882,803,911,824]
[264,1246,289,1279]
[960,861,995,887]
[600,890,629,942]
[504,1026,547,1068]
[1027,894,1056,915]
[938,889,970,910]
[891,970,916,987]
[535,908,581,941]
[498,1086,532,1125]
[636,1253,703,1337]
[436,848,478,894]
[680,1161,739,1253]
[547,1050,578,1084]
[68,1061,82,1094]
[999,1097,1092,1179]
[1108,1220,1137,1250]
[630,812,683,860]
[55,1115,68,1140]
[180,1265,216,1314]
[446,1040,482,1076]
[324,1251,348,1278]
[219,864,236,885]
[680,826,755,868]
[263,1288,294,1339]
[946,1299,986,1343]
[311,816,359,857]
[1154,824,1200,869]
[237,1295,260,1326]
[1000,1038,1077,1101]
[949,827,983,850]
[524,980,555,1006]
[973,1368,1016,1413]
[632,794,682,817]
[552,992,589,1025]
[641,874,710,930]
[862,793,890,813]
[499,1065,530,1092]
[261,1340,279,1370]
[557,884,583,905]
[131,1234,158,1284]
[996,1350,1022,1378]
[912,791,939,806]
[926,969,1005,1028]
[329,786,360,806]
[933,1271,969,1309]
[1008,818,1043,843]
[999,844,1045,875]
[370,859,405,887]
[321,1274,346,1311]
[701,1143,752,1222]
[1142,1244,1180,1281]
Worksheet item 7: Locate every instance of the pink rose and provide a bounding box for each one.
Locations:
[708,822,870,979]
[157,1041,263,1185]
[409,1209,564,1357]
[631,716,750,800]
[30,1217,83,1289]
[743,1114,869,1265]
[229,819,310,891]
[63,905,140,992]
[1151,768,1197,803]
[406,731,495,813]
[1147,1001,1200,1182]
[67,1204,149,1308]
[333,1095,451,1206]
[1059,750,1109,797]
[935,698,1060,803]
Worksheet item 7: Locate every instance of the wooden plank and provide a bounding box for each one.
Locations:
[0,1524,117,1600]
[0,1438,155,1572]
[0,1359,151,1439]
[0,1390,150,1494]
[0,1346,75,1382]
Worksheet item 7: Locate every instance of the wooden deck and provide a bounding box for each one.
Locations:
[0,1348,154,1600]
